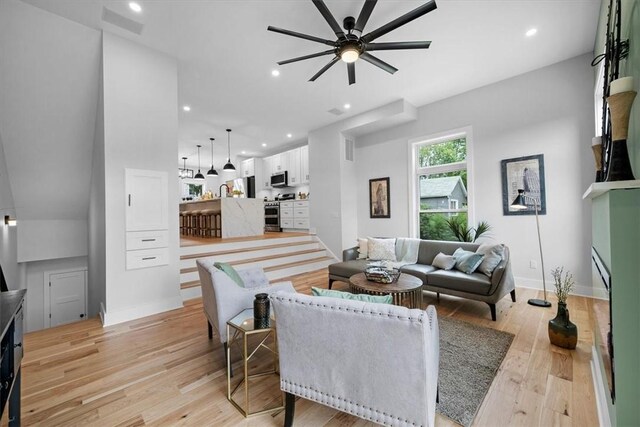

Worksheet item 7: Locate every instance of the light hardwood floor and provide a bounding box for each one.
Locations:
[22,269,598,426]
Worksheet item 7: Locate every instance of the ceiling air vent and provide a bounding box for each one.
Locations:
[327,108,344,116]
[345,138,354,162]
[102,7,144,35]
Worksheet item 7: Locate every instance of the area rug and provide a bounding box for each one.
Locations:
[437,316,514,426]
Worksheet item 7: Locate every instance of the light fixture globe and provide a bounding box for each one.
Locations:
[223,129,236,171]
[340,45,360,63]
[207,137,218,176]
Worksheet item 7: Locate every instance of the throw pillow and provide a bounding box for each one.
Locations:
[452,248,485,275]
[432,252,456,270]
[311,287,392,304]
[367,237,397,261]
[357,237,368,259]
[475,243,505,277]
[214,262,245,287]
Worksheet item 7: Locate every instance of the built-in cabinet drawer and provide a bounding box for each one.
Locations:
[280,201,294,209]
[126,230,169,250]
[281,200,309,230]
[281,219,294,228]
[294,219,310,229]
[294,201,308,208]
[293,207,309,218]
[280,208,293,218]
[126,248,169,270]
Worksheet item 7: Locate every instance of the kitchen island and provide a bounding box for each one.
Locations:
[180,198,264,238]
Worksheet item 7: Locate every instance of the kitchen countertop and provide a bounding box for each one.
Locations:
[1,289,26,341]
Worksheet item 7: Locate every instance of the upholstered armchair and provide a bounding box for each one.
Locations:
[271,292,440,427]
[196,259,296,352]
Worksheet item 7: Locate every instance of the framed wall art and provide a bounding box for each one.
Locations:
[501,154,546,215]
[369,177,390,218]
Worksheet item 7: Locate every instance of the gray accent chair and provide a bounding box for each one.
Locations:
[271,291,439,427]
[328,240,516,321]
[196,259,296,361]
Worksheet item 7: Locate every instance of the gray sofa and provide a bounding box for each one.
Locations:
[328,240,516,321]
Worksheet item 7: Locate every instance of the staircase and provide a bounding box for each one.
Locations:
[180,233,337,301]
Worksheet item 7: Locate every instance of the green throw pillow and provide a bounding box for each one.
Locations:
[452,248,485,275]
[214,262,245,287]
[311,287,392,304]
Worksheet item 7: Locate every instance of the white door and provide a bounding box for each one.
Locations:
[125,169,169,231]
[48,270,87,327]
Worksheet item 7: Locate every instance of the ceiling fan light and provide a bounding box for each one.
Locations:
[341,47,359,63]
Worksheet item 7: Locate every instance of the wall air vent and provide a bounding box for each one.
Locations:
[102,7,144,35]
[327,108,344,116]
[345,138,354,162]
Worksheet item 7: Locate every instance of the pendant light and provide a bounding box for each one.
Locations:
[207,138,218,176]
[179,156,193,179]
[194,145,205,180]
[223,129,236,171]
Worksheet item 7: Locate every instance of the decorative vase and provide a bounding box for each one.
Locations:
[605,91,637,181]
[253,293,270,329]
[548,302,578,349]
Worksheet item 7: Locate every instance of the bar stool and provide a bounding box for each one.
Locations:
[200,209,215,238]
[189,210,202,236]
[179,212,188,235]
[212,210,222,238]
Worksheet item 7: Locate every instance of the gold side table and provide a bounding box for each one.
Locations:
[226,309,283,417]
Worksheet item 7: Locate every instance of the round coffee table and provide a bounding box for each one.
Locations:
[348,273,423,309]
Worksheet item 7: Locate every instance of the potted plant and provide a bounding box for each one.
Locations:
[232,189,243,198]
[548,267,578,349]
[445,216,491,242]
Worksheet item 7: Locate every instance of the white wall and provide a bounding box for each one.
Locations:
[101,32,182,325]
[355,54,595,295]
[17,220,88,262]
[0,132,18,289]
[23,256,87,332]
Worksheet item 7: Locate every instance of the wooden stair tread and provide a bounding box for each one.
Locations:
[180,232,309,247]
[179,249,326,274]
[181,280,201,289]
[180,240,313,260]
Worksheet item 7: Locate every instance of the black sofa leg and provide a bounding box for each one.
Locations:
[207,321,213,339]
[436,385,439,403]
[510,289,517,302]
[436,292,440,302]
[328,279,334,290]
[223,342,233,378]
[488,303,497,321]
[284,392,296,427]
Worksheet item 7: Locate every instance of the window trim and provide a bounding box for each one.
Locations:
[407,126,474,238]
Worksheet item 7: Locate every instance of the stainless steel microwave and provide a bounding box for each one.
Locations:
[270,171,288,187]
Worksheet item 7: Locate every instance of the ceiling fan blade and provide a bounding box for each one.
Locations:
[311,0,346,39]
[309,56,340,82]
[267,26,336,46]
[361,0,437,43]
[366,41,431,51]
[360,52,398,74]
[278,49,336,65]
[347,62,356,85]
[354,0,377,36]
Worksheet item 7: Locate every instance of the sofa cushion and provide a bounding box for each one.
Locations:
[399,264,436,283]
[328,259,370,278]
[426,270,492,295]
[311,287,392,304]
[367,237,397,261]
[417,240,480,265]
[213,262,244,287]
[452,248,484,275]
[357,237,368,259]
[476,243,505,276]
[432,253,456,270]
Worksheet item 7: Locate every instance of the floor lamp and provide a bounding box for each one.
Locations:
[510,189,551,307]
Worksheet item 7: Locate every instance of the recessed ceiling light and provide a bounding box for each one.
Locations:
[182,105,191,112]
[241,150,246,154]
[262,143,267,147]
[525,28,537,37]
[287,133,292,138]
[129,2,142,13]
[271,69,280,77]
[344,103,351,109]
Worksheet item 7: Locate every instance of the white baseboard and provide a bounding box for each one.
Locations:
[101,296,184,327]
[591,345,612,427]
[181,286,201,301]
[515,276,608,300]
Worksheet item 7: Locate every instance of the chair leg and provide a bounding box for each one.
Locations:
[436,292,440,302]
[436,385,439,403]
[510,289,517,302]
[284,392,296,427]
[207,321,213,339]
[328,279,334,290]
[487,303,497,321]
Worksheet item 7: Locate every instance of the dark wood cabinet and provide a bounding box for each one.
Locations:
[0,290,26,426]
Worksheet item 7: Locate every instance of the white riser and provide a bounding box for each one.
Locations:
[180,235,314,257]
[181,286,202,301]
[180,250,328,283]
[179,242,321,269]
[265,258,334,281]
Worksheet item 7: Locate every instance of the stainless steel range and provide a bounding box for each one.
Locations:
[264,201,281,232]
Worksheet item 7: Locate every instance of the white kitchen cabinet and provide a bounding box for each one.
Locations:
[300,145,309,184]
[125,169,169,232]
[262,156,273,189]
[286,148,301,186]
[241,158,255,177]
[282,200,308,230]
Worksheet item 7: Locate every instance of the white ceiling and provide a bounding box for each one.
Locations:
[19,0,601,169]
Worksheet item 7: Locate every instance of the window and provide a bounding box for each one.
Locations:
[414,134,469,241]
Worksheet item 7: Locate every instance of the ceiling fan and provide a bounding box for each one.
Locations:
[267,0,437,85]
